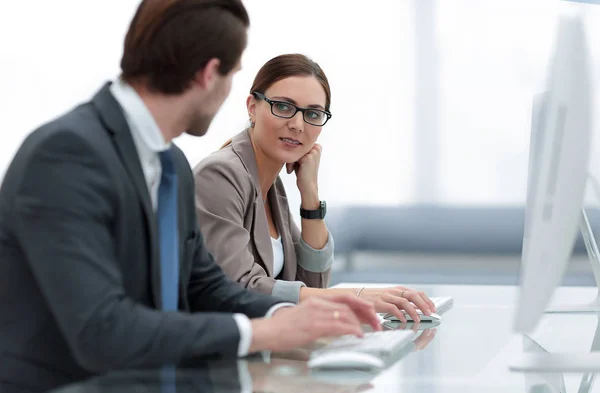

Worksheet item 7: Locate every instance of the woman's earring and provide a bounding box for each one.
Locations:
[249,117,256,128]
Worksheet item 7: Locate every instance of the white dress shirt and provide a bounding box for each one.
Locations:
[109,78,291,357]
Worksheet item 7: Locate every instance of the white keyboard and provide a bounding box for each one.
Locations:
[308,330,416,370]
[319,330,415,355]
[383,296,453,322]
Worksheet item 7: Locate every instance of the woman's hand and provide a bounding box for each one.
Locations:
[412,328,437,351]
[287,144,322,208]
[357,286,436,323]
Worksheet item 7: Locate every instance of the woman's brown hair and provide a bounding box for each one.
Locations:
[249,54,331,111]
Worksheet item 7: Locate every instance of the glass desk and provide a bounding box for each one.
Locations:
[43,283,600,393]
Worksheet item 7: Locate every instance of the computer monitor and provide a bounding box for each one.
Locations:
[523,91,600,315]
[514,11,593,335]
[521,91,548,270]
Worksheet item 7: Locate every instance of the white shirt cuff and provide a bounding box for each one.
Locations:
[233,313,252,357]
[234,303,295,357]
[265,302,295,318]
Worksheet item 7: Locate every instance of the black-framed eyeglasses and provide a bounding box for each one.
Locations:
[252,92,332,127]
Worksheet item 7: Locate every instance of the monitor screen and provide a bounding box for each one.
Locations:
[515,12,593,333]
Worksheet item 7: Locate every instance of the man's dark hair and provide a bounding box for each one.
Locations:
[120,0,249,95]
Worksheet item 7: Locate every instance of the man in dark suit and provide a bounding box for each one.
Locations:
[0,1,380,392]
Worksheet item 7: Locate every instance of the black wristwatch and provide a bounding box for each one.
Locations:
[300,201,327,220]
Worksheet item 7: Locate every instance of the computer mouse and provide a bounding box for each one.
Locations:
[383,318,442,330]
[307,351,385,370]
[383,312,442,322]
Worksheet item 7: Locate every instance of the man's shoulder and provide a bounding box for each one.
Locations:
[29,102,107,146]
[1,102,115,199]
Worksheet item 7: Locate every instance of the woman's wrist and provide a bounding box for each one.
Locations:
[300,187,320,210]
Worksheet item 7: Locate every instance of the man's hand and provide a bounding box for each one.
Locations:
[249,294,381,353]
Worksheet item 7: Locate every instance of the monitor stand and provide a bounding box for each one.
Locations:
[522,335,567,392]
[510,314,600,374]
[545,175,600,314]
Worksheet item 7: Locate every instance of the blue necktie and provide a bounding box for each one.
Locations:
[160,365,177,393]
[158,150,179,393]
[158,149,179,312]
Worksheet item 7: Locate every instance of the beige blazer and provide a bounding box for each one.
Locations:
[192,130,333,303]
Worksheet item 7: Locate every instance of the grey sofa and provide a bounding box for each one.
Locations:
[325,205,600,285]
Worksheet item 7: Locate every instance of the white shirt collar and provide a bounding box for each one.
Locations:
[109,78,171,211]
[109,78,170,153]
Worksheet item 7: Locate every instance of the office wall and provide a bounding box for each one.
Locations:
[2,0,600,216]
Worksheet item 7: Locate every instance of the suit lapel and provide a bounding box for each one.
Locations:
[270,180,297,280]
[175,149,188,303]
[232,130,274,276]
[92,83,162,309]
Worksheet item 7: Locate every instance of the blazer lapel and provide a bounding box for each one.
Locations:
[232,130,274,276]
[253,197,274,277]
[270,179,297,280]
[92,83,162,309]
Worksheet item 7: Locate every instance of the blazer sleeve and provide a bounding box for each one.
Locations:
[289,213,334,289]
[12,131,252,372]
[194,159,306,302]
[185,217,285,318]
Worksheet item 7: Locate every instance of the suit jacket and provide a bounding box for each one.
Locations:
[0,83,283,393]
[193,130,333,304]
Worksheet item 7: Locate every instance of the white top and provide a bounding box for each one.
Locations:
[271,236,284,277]
[108,78,292,358]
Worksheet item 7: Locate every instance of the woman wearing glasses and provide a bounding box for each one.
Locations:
[192,54,435,322]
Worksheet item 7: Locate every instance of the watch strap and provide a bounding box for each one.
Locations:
[300,201,326,219]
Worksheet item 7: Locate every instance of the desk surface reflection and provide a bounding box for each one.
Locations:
[46,283,600,393]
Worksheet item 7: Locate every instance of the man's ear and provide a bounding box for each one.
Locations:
[193,58,221,90]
